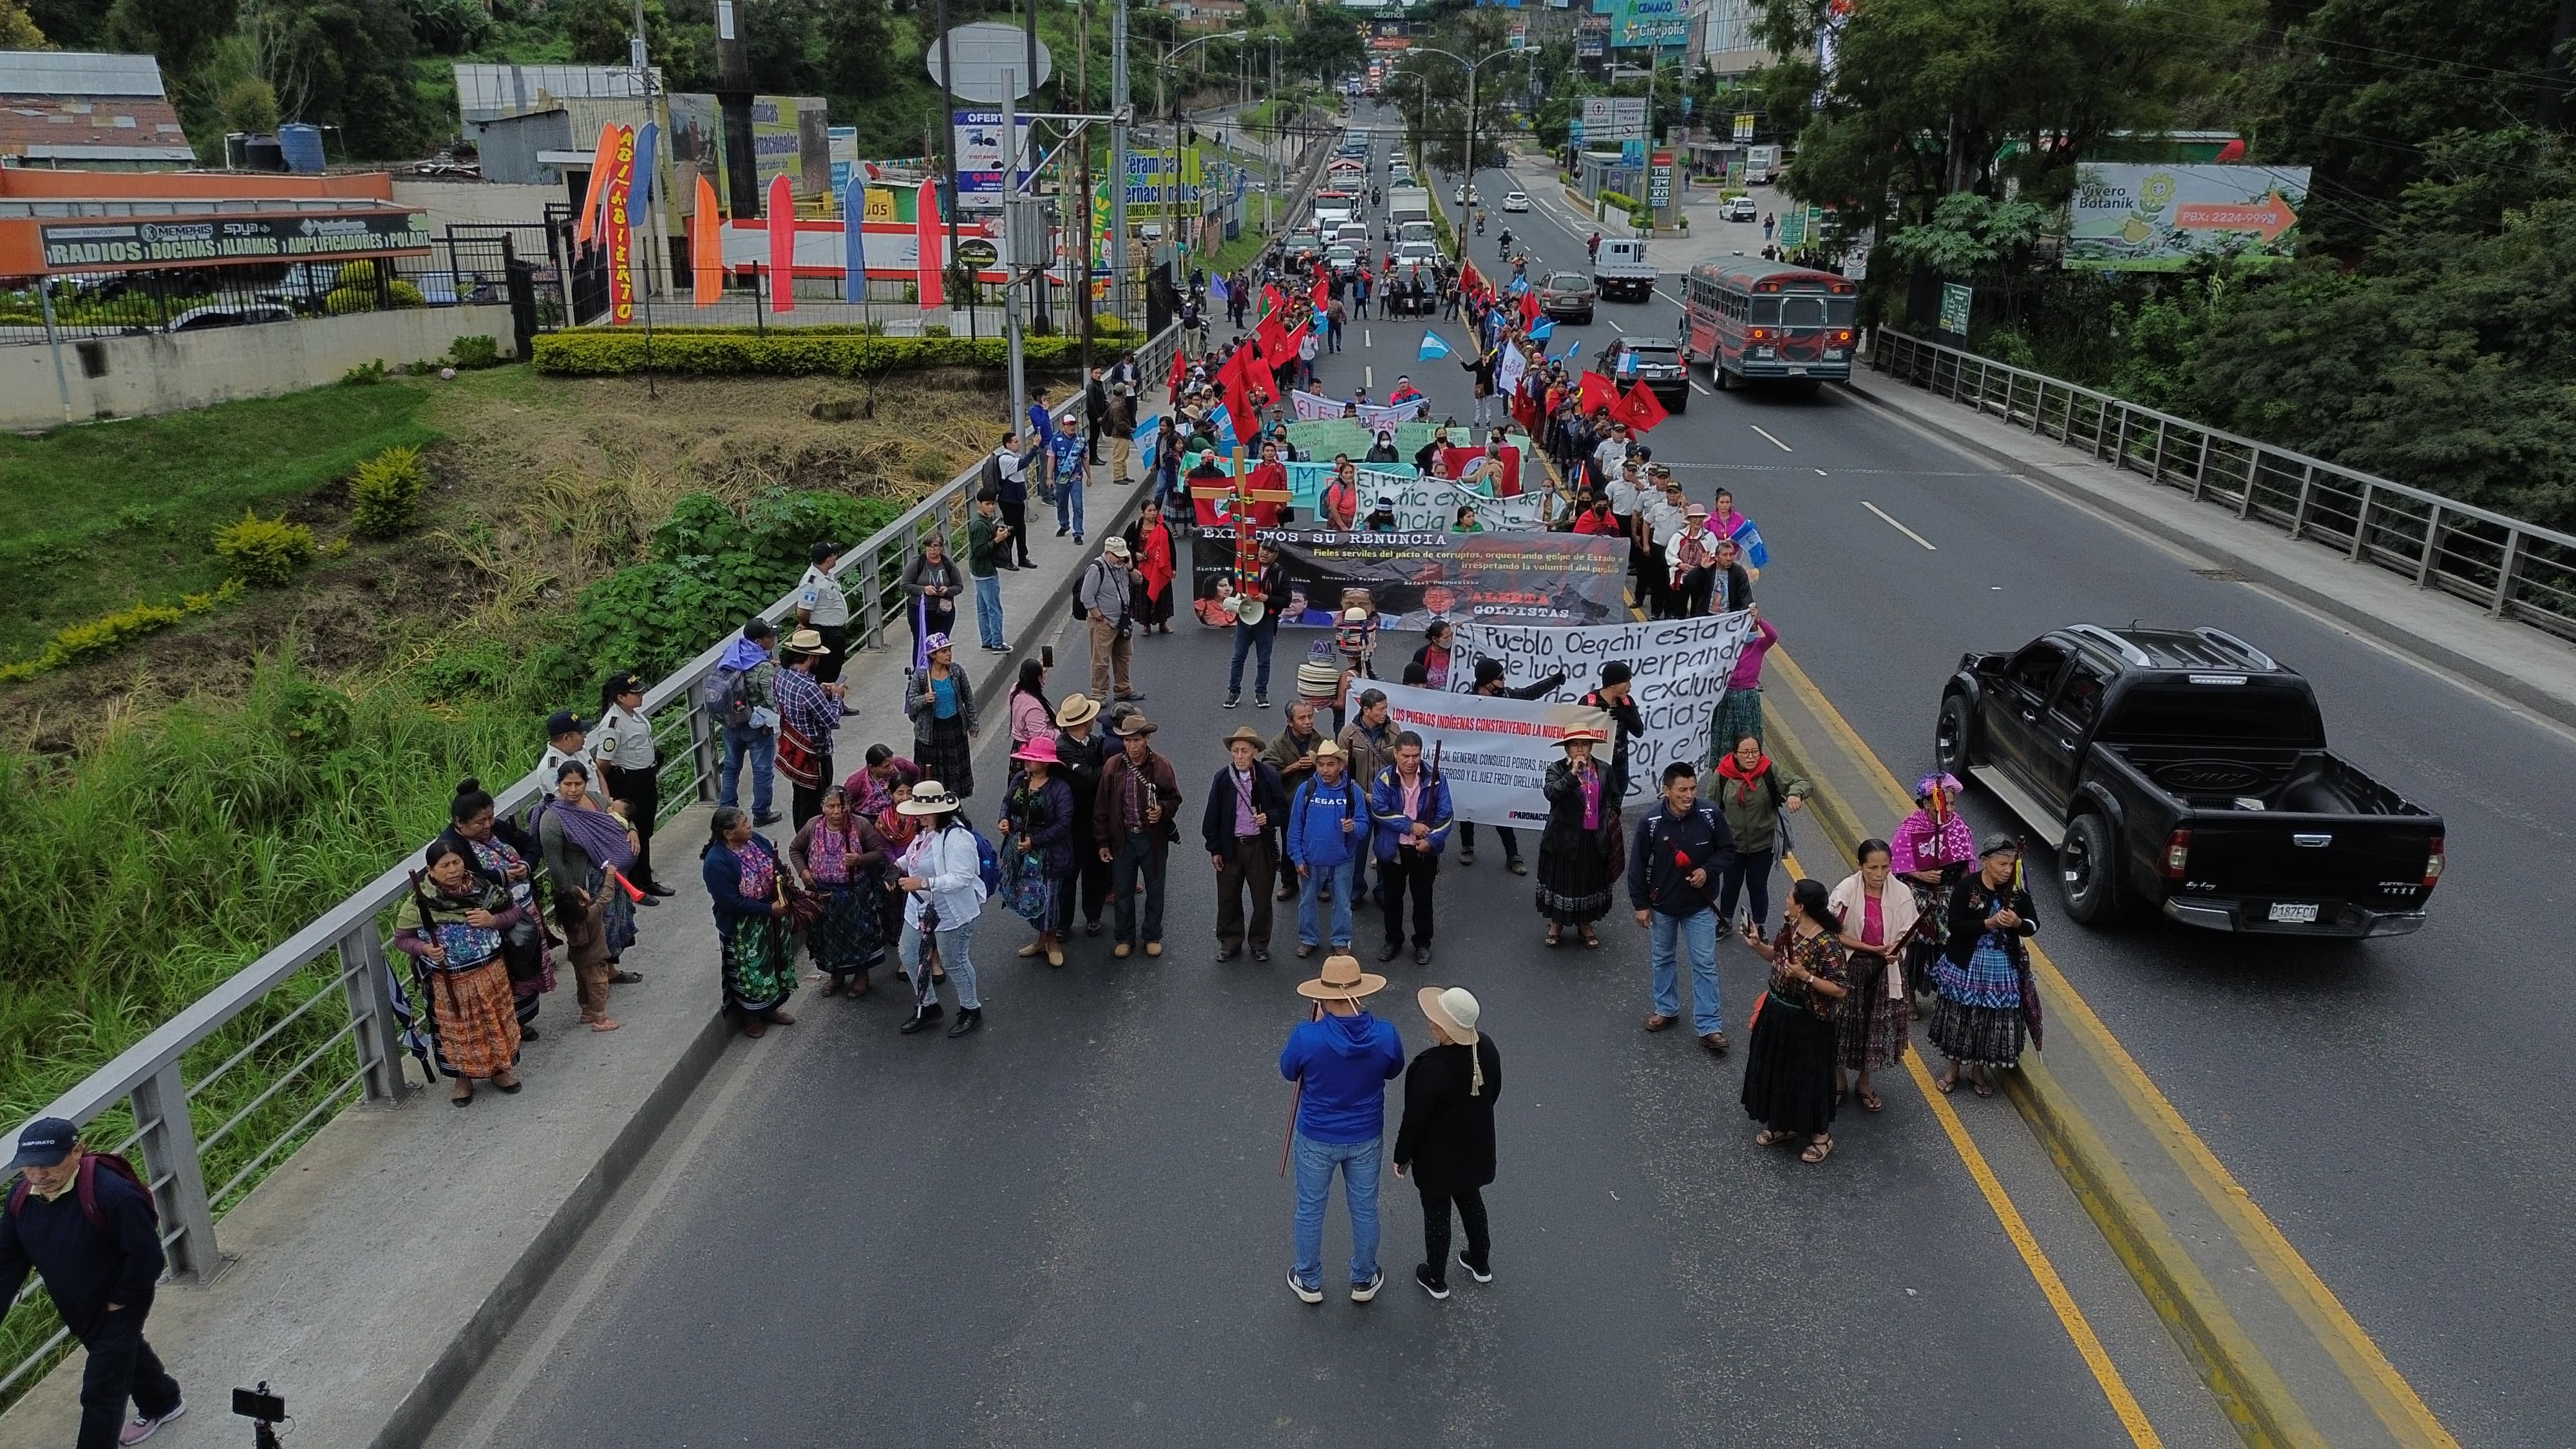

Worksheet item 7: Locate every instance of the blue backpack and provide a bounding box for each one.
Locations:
[972,829,1003,895]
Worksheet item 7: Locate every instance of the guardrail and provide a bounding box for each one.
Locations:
[1,321,1182,1403]
[1870,330,2576,643]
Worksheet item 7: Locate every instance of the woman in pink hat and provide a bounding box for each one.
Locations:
[1000,734,1078,966]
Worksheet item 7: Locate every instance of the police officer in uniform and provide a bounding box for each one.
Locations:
[539,709,598,786]
[797,542,853,685]
[597,672,676,898]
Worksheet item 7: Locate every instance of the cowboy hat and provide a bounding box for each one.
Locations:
[1054,693,1101,728]
[1557,724,1609,746]
[897,781,961,815]
[1113,712,1159,737]
[1417,986,1481,1045]
[1011,735,1060,766]
[1311,738,1344,760]
[1296,952,1388,1003]
[1220,724,1265,750]
[782,627,829,656]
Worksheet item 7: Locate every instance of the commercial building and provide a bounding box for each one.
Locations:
[0,50,196,171]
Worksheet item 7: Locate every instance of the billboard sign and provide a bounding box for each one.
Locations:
[1938,282,1973,337]
[952,109,1036,208]
[2065,163,2311,272]
[1575,17,1609,57]
[1732,111,1755,144]
[40,211,433,271]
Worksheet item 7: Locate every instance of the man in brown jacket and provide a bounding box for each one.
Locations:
[1265,699,1329,903]
[1336,688,1398,913]
[1095,712,1182,959]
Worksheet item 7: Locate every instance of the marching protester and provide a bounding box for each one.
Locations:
[1393,987,1502,1301]
[795,541,851,683]
[1738,877,1852,1164]
[1279,952,1406,1305]
[3,1118,188,1448]
[1370,731,1454,966]
[1007,657,1053,752]
[774,629,847,830]
[1001,736,1077,969]
[1580,662,1647,807]
[985,430,1036,569]
[1135,507,1178,635]
[1053,695,1114,940]
[1629,762,1736,1054]
[596,670,674,898]
[903,634,978,800]
[702,806,796,1039]
[1285,738,1365,959]
[1828,840,1918,1113]
[1265,700,1330,904]
[1409,620,1459,692]
[1932,836,2042,1097]
[1455,658,1566,872]
[1096,712,1182,960]
[1081,536,1145,706]
[790,784,889,998]
[1890,773,1975,1003]
[531,759,637,1034]
[903,534,964,647]
[712,618,779,827]
[1338,685,1399,911]
[1708,607,1776,759]
[1204,726,1289,961]
[1226,538,1287,710]
[1537,725,1622,949]
[893,781,987,1037]
[396,833,527,1101]
[1712,734,1809,940]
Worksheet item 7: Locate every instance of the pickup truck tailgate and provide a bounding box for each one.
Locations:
[2176,817,2438,913]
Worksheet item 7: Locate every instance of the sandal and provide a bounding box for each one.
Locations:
[1755,1130,1797,1148]
[583,1015,621,1032]
[609,970,644,985]
[1580,927,1600,949]
[450,1081,473,1106]
[492,1072,522,1094]
[1544,925,1562,948]
[1801,1135,1835,1164]
[1857,1088,1883,1113]
[1935,1072,1959,1095]
[1972,1075,1995,1099]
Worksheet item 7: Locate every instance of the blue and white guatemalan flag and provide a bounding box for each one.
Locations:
[1417,330,1454,361]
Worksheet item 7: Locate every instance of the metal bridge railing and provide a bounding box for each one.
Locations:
[1,321,1181,1404]
[1869,330,2576,643]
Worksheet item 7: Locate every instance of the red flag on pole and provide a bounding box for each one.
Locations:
[1310,274,1331,310]
[914,180,944,310]
[691,174,723,306]
[766,174,796,314]
[1614,379,1671,433]
[1577,370,1616,415]
[1519,288,1541,326]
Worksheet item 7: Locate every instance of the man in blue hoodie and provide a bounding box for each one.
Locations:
[1284,739,1366,958]
[1278,954,1406,1305]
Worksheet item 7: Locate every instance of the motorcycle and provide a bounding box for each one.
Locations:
[1497,231,1513,259]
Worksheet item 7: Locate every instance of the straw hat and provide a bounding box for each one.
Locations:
[1113,712,1159,737]
[1010,735,1059,766]
[1312,738,1344,761]
[1220,724,1265,750]
[1295,952,1388,1003]
[1558,724,1609,747]
[1055,693,1101,728]
[896,781,960,815]
[922,632,954,655]
[1417,986,1481,1045]
[782,627,829,656]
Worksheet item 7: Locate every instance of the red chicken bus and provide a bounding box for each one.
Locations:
[1679,259,1859,388]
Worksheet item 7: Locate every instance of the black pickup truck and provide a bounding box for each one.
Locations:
[1933,624,2445,938]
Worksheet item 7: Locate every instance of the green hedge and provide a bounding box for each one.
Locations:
[531,329,1085,377]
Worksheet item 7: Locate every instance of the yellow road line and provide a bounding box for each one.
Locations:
[1779,849,2166,1447]
[1766,645,2459,1449]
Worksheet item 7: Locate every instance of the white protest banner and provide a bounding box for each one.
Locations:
[1377,683,1615,828]
[1450,612,1756,803]
[1291,390,1430,429]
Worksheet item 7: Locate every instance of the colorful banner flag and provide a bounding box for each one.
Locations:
[842,172,867,300]
[1613,379,1670,431]
[766,175,796,314]
[1417,330,1454,360]
[692,174,723,306]
[575,126,621,249]
[1526,318,1555,341]
[1446,611,1758,805]
[915,180,944,309]
[603,125,637,326]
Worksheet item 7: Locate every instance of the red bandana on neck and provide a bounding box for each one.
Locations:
[1716,751,1772,805]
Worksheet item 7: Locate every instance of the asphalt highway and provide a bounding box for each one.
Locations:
[437,110,2575,1448]
[1418,116,2576,1444]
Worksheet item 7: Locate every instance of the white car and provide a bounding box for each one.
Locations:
[1454,184,1479,205]
[1396,240,1441,265]
[1502,190,1531,213]
[1721,196,1757,222]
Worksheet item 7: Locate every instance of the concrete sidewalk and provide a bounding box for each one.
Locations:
[1842,364,2576,731]
[1760,646,2455,1449]
[0,449,1160,1449]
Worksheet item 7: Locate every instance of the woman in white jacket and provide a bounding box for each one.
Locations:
[894,781,990,1039]
[1827,840,1919,1113]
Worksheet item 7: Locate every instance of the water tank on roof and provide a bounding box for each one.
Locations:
[240,135,287,173]
[279,123,326,174]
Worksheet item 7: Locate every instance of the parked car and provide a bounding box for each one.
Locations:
[1936,624,2445,936]
[1591,337,1689,412]
[163,303,295,332]
[1721,195,1758,222]
[1537,269,1596,323]
[1502,190,1531,213]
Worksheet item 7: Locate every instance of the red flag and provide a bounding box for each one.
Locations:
[1256,314,1289,365]
[690,173,723,306]
[1578,371,1616,415]
[914,180,944,309]
[1168,346,1187,401]
[1279,320,1310,364]
[1519,288,1541,326]
[1460,260,1483,296]
[1615,379,1671,433]
[1310,274,1331,310]
[766,174,795,314]
[1262,283,1285,320]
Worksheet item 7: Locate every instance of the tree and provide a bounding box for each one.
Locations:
[1882,193,2048,276]
[1,0,44,48]
[218,75,280,134]
[1285,12,1362,84]
[105,0,242,103]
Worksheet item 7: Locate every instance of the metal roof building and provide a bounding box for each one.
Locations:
[0,50,196,169]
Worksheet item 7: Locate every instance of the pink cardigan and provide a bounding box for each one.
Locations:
[1009,690,1051,748]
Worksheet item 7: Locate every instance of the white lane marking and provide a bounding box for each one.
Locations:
[1365,365,1374,389]
[1864,500,1938,550]
[1750,424,1794,453]
[1814,468,1828,477]
[1689,381,1711,396]
[1364,329,1372,349]
[1607,318,1625,333]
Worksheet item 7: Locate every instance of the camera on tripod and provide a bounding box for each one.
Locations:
[232,1382,286,1447]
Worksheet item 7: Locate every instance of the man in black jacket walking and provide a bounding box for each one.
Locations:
[1629,762,1738,1054]
[1204,725,1289,961]
[2,1119,186,1447]
[1393,988,1501,1300]
[1083,366,1110,466]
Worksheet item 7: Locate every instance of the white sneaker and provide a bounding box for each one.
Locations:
[1458,1249,1493,1284]
[1350,1269,1385,1303]
[119,1403,185,1445]
[1286,1270,1323,1305]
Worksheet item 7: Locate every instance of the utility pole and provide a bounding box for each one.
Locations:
[1002,71,1028,429]
[1112,0,1133,328]
[712,0,757,218]
[629,0,677,301]
[934,0,963,332]
[1025,0,1051,334]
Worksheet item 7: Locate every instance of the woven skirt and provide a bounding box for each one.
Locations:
[721,914,797,1015]
[1535,835,1615,925]
[1740,998,1839,1138]
[426,958,522,1081]
[1929,996,2027,1069]
[914,712,976,799]
[1708,687,1765,765]
[1835,951,1911,1071]
[807,879,884,978]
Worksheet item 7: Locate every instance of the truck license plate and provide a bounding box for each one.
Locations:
[2268,902,2319,924]
[1787,365,1808,376]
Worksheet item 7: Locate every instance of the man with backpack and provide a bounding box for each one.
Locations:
[983,431,1035,570]
[1284,738,1364,958]
[709,618,781,826]
[1627,761,1739,1055]
[1080,537,1144,706]
[3,1117,187,1446]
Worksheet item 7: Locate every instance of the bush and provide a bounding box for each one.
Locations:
[529,328,1077,377]
[0,580,243,683]
[340,359,388,386]
[1601,190,1638,213]
[449,335,502,369]
[213,510,318,586]
[324,280,425,314]
[348,445,431,537]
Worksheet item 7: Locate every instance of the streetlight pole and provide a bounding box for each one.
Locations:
[1111,0,1131,325]
[1410,45,1524,200]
